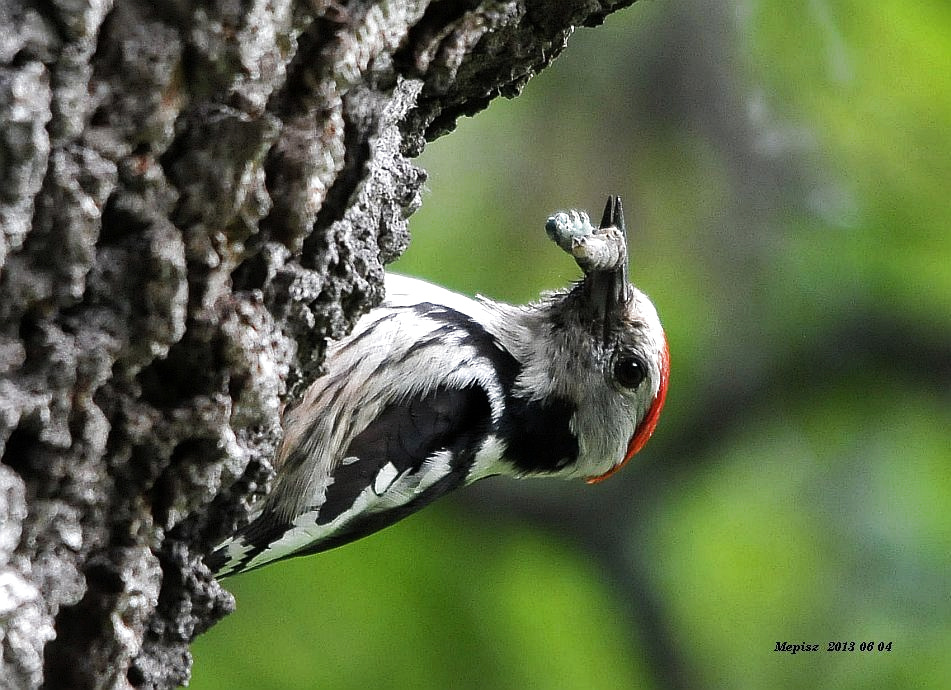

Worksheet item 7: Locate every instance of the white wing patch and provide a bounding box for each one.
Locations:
[240,510,332,573]
[215,536,256,577]
[416,450,453,493]
[465,434,508,481]
[373,462,399,495]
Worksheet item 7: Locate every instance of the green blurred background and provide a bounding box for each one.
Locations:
[191,1,950,687]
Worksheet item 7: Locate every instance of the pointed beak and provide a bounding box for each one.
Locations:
[583,195,632,343]
[599,195,631,297]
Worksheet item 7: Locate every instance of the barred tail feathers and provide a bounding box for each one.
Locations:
[205,510,296,578]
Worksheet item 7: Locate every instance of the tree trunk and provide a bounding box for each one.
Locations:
[0,0,634,687]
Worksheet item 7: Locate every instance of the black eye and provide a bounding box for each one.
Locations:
[614,354,647,389]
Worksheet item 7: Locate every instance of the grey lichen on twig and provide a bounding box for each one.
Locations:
[545,208,627,274]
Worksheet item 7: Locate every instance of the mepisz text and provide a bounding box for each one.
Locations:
[775,641,894,654]
[774,642,819,654]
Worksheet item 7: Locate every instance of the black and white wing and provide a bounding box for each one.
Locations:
[208,275,509,577]
[208,384,493,576]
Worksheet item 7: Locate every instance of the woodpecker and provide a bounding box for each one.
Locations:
[208,196,669,577]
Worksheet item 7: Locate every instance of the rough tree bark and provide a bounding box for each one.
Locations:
[0,0,636,687]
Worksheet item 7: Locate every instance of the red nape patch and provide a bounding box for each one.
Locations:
[586,336,670,484]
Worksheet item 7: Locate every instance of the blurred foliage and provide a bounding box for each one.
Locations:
[192,0,950,687]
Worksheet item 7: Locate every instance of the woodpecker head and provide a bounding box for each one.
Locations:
[537,196,670,483]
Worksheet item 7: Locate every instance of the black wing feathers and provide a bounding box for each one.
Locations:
[318,384,492,526]
[280,383,493,560]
